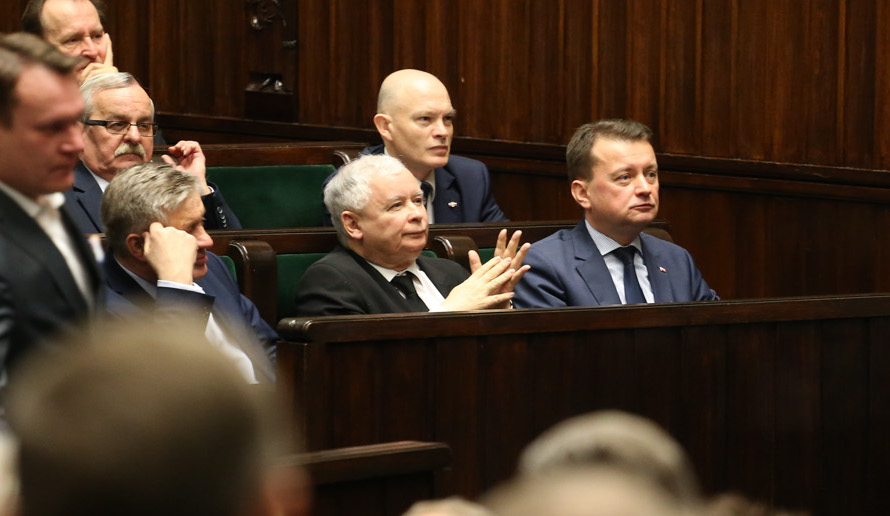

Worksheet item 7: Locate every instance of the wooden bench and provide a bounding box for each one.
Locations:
[287,441,451,516]
[273,294,890,514]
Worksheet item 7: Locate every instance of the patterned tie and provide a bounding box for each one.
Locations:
[613,246,646,304]
[390,272,429,312]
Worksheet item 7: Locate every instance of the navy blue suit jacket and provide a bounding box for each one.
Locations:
[103,251,276,382]
[514,221,717,308]
[322,144,507,225]
[64,161,242,234]
[296,245,469,316]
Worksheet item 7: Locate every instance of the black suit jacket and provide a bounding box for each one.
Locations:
[64,161,243,234]
[0,190,103,386]
[295,245,469,316]
[322,144,507,225]
[103,251,276,383]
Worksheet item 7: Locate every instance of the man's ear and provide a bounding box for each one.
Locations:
[373,113,392,141]
[570,179,592,209]
[341,211,363,241]
[125,233,148,262]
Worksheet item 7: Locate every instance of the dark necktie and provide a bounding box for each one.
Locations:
[420,181,433,208]
[613,246,646,304]
[390,272,429,312]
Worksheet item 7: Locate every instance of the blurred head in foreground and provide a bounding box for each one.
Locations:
[5,321,282,516]
[403,497,495,516]
[484,466,692,516]
[518,410,701,505]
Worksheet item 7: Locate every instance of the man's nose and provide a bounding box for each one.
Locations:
[634,174,652,194]
[123,123,142,142]
[61,122,84,155]
[195,226,213,249]
[81,37,99,59]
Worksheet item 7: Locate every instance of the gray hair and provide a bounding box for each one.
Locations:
[80,72,154,120]
[566,119,653,181]
[324,154,408,245]
[101,162,200,252]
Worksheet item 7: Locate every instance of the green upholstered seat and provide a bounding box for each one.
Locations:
[219,254,237,279]
[206,165,334,228]
[276,249,440,319]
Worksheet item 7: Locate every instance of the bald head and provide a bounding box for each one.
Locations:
[377,69,450,114]
[373,69,455,179]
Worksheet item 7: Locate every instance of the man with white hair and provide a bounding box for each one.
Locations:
[298,154,527,316]
[65,72,240,233]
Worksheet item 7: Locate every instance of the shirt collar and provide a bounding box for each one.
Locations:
[382,146,437,190]
[584,220,642,257]
[116,255,159,298]
[0,180,65,218]
[82,163,111,193]
[367,259,422,282]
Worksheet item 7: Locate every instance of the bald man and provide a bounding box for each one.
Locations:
[22,0,117,84]
[323,69,507,225]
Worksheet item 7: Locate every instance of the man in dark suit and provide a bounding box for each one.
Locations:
[0,33,103,387]
[298,154,528,316]
[323,69,507,225]
[65,72,240,234]
[514,119,717,308]
[101,162,275,383]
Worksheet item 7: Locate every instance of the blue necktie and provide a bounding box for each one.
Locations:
[613,246,646,304]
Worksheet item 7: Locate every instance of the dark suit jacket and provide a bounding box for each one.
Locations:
[513,220,718,308]
[322,144,507,225]
[0,190,103,386]
[64,161,242,234]
[103,251,276,383]
[296,245,470,316]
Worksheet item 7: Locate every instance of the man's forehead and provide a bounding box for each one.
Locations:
[41,0,102,35]
[92,86,153,115]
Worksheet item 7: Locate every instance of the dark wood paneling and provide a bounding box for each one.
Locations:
[6,1,890,169]
[277,295,890,513]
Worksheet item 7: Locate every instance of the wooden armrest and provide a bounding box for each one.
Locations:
[284,441,451,484]
[228,239,277,327]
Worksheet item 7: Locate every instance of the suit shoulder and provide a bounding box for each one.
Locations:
[445,154,487,173]
[640,232,694,257]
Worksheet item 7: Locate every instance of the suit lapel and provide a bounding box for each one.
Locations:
[0,190,90,312]
[342,247,414,311]
[571,221,622,306]
[433,166,460,223]
[71,163,104,232]
[640,235,673,303]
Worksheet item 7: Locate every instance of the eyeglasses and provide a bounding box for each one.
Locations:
[83,119,158,137]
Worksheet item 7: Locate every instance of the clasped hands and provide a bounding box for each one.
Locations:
[441,229,531,311]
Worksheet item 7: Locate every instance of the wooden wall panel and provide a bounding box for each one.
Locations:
[7,1,890,169]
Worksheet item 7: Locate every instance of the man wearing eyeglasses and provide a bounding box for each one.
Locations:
[66,72,240,234]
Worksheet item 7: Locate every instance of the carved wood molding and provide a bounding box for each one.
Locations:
[246,0,285,30]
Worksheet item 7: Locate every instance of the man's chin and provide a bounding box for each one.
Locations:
[193,264,208,281]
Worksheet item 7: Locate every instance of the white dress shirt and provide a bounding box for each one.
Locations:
[584,220,654,304]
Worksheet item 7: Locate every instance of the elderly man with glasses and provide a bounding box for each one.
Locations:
[64,72,241,234]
